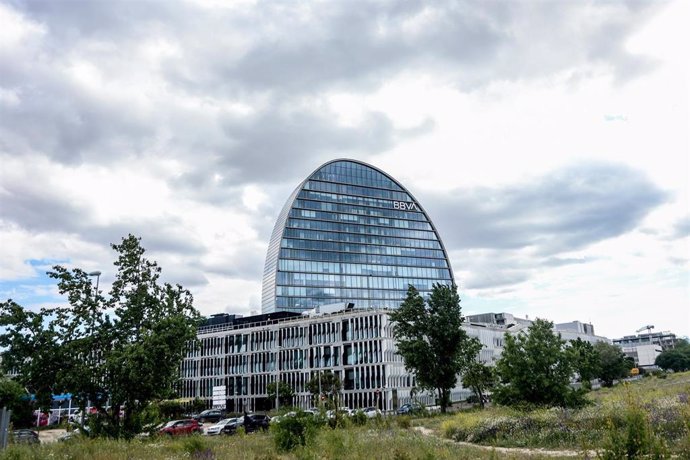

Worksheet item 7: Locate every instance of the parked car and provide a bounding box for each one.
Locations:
[11,429,40,445]
[69,407,98,425]
[362,407,382,418]
[244,414,271,433]
[397,403,424,415]
[193,409,225,424]
[158,419,203,436]
[204,417,244,436]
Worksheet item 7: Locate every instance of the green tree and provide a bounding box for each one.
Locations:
[654,340,690,372]
[389,284,479,413]
[306,370,341,409]
[267,381,295,409]
[567,338,601,390]
[461,361,495,409]
[493,319,583,408]
[595,341,633,387]
[0,301,62,412]
[0,235,200,438]
[0,375,32,426]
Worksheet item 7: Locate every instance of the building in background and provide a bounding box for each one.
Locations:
[613,330,680,369]
[179,307,605,412]
[614,330,681,351]
[261,159,454,314]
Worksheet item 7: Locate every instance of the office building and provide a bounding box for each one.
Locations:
[261,159,454,314]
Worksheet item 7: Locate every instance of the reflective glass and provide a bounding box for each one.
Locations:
[262,160,454,313]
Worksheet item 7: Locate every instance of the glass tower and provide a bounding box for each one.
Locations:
[261,159,454,313]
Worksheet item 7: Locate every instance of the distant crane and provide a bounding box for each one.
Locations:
[636,325,654,334]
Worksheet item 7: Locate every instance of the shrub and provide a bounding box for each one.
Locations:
[182,436,214,459]
[599,392,669,459]
[397,416,412,429]
[351,410,367,426]
[271,414,320,452]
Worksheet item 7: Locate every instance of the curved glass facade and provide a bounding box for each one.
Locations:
[261,159,454,313]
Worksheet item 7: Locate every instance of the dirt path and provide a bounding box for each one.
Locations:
[413,426,598,458]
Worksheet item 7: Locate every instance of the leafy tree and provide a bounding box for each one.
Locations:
[567,338,601,390]
[306,370,341,409]
[595,341,633,387]
[0,235,200,438]
[267,381,295,409]
[0,375,32,426]
[389,284,480,413]
[461,361,495,409]
[0,301,63,412]
[654,340,690,372]
[493,319,584,408]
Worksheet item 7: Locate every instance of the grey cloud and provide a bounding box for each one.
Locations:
[671,216,690,239]
[216,110,395,183]
[0,177,206,256]
[1,0,663,189]
[201,245,265,281]
[425,162,668,255]
[158,263,209,289]
[427,163,668,291]
[464,269,532,290]
[161,1,658,97]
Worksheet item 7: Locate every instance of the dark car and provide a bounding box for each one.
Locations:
[158,419,203,436]
[11,429,40,445]
[397,403,424,415]
[244,414,270,433]
[194,409,225,424]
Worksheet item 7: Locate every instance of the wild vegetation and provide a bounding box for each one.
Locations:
[439,371,690,458]
[2,419,576,460]
[3,373,687,459]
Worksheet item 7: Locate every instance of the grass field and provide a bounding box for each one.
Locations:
[2,373,688,459]
[434,372,690,457]
[0,425,582,460]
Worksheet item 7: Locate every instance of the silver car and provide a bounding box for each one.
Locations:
[204,417,243,436]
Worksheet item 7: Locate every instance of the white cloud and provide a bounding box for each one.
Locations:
[0,0,687,340]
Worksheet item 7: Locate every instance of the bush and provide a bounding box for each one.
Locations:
[397,416,411,429]
[351,410,367,426]
[271,413,320,452]
[600,393,669,459]
[182,436,214,459]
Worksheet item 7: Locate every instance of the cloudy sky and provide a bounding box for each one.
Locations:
[0,0,687,340]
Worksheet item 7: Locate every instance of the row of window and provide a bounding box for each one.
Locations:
[277,259,452,280]
[286,218,437,241]
[294,197,425,221]
[276,286,422,300]
[276,297,412,309]
[278,248,448,268]
[289,208,432,231]
[304,180,411,202]
[281,238,446,259]
[276,272,444,291]
[312,162,403,192]
[283,228,443,250]
[299,190,418,215]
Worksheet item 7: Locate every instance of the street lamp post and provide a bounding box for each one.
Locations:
[84,270,101,429]
[87,271,102,295]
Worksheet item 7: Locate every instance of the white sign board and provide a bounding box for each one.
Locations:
[212,385,226,408]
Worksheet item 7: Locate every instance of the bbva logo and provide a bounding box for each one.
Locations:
[393,201,418,211]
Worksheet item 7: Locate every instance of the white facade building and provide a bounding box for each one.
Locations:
[179,308,606,411]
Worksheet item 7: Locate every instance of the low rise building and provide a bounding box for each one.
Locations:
[179,307,605,411]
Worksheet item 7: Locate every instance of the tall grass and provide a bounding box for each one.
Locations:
[438,372,690,456]
[1,423,575,460]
